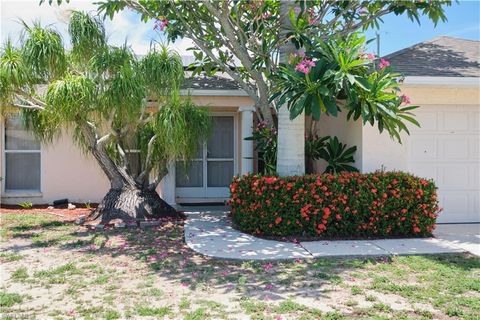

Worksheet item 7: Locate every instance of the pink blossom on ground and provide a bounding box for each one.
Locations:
[221,270,229,277]
[262,262,274,271]
[180,282,189,287]
[401,94,411,104]
[265,283,274,290]
[379,58,390,69]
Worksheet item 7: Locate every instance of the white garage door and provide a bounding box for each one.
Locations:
[408,105,480,223]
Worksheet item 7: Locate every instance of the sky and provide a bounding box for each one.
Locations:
[1,0,479,58]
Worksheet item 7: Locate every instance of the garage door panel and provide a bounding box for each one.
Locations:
[410,137,436,161]
[437,165,470,189]
[443,112,470,131]
[439,137,469,160]
[471,136,479,159]
[471,112,479,131]
[412,111,438,131]
[408,105,479,223]
[409,164,436,181]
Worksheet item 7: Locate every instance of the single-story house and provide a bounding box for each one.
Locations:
[1,36,479,223]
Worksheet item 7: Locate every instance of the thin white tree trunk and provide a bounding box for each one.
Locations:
[277,1,305,176]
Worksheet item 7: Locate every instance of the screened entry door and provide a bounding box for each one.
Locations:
[175,116,235,199]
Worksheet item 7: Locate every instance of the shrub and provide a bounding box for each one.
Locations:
[229,172,439,238]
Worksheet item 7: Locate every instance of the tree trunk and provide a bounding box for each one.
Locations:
[277,1,305,176]
[90,186,181,223]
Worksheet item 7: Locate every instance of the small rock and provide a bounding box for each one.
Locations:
[115,222,126,228]
[75,215,86,225]
[95,224,104,230]
[47,206,54,210]
[67,203,76,210]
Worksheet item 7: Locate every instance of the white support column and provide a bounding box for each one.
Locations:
[157,162,177,207]
[238,106,255,175]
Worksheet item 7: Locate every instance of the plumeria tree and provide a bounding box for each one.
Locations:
[92,0,451,176]
[0,11,211,222]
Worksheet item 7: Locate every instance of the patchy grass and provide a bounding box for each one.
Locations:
[1,212,479,319]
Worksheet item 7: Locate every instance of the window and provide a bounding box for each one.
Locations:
[4,115,41,192]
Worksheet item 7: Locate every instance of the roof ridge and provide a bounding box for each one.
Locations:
[383,35,479,59]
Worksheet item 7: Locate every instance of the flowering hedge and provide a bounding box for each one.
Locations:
[229,172,439,238]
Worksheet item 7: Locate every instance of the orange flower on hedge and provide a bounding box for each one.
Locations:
[275,217,282,225]
[323,207,331,219]
[263,177,277,184]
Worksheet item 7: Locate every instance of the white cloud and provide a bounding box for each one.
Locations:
[0,0,190,56]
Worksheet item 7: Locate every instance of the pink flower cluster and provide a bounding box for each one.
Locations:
[295,58,315,74]
[379,58,390,69]
[154,18,169,31]
[401,94,411,105]
[307,8,319,25]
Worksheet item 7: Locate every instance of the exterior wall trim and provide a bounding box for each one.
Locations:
[402,76,479,86]
[180,89,249,97]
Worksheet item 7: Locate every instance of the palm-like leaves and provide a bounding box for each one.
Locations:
[271,33,419,142]
[21,22,66,80]
[318,137,358,174]
[0,11,211,188]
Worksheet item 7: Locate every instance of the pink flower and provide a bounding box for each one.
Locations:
[192,272,198,278]
[265,283,274,290]
[221,270,229,277]
[379,58,390,69]
[401,94,411,105]
[180,282,189,287]
[307,8,319,25]
[154,18,169,31]
[295,58,316,75]
[262,262,274,271]
[367,53,375,60]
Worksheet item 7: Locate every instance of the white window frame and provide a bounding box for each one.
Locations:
[2,116,42,194]
[175,112,238,198]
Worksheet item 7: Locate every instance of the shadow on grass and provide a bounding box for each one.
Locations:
[2,214,479,303]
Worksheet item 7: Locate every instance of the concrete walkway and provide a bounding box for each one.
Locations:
[182,207,479,260]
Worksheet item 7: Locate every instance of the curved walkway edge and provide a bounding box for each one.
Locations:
[183,209,479,260]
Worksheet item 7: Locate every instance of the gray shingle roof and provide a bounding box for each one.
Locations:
[384,36,480,77]
[182,72,242,91]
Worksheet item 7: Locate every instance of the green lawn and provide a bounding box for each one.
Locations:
[1,212,479,319]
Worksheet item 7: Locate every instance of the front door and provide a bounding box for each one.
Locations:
[175,115,235,199]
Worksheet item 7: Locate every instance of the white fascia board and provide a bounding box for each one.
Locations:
[402,76,480,86]
[179,89,249,97]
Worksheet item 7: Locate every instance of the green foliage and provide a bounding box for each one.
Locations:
[18,201,33,209]
[140,46,184,98]
[136,93,211,176]
[245,121,277,175]
[317,137,358,174]
[69,10,106,63]
[230,172,439,238]
[96,0,451,122]
[271,33,419,142]
[21,21,66,80]
[305,134,329,161]
[46,73,96,120]
[0,11,211,189]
